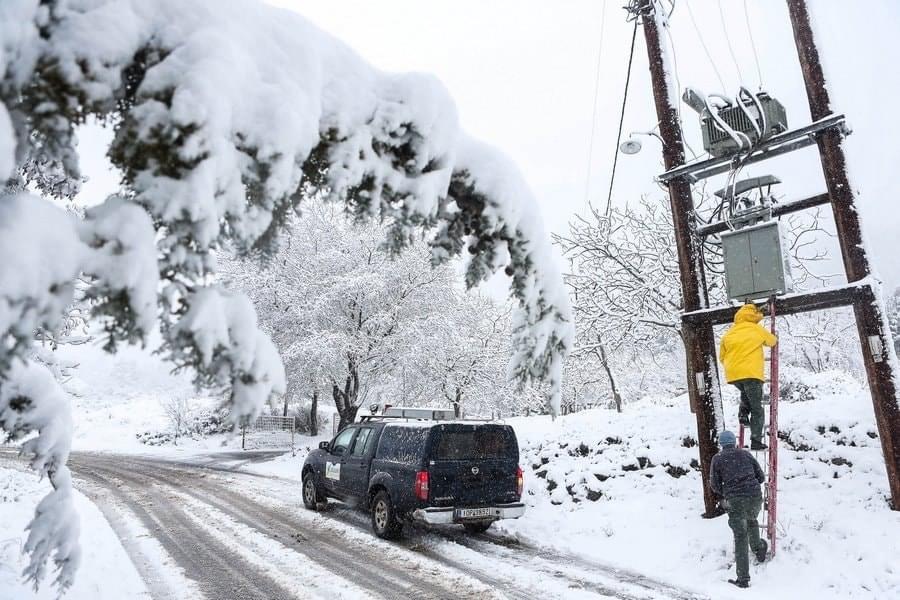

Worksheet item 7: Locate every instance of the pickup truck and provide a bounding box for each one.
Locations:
[301,411,525,539]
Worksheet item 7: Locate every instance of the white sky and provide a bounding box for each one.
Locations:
[266,0,900,290]
[77,0,900,290]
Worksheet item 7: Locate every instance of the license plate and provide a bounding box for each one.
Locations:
[457,507,493,519]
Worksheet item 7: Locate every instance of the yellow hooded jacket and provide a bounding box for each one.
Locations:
[719,304,778,383]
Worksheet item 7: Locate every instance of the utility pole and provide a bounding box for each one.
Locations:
[787,0,900,508]
[635,0,724,517]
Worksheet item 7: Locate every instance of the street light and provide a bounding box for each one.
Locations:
[618,130,664,155]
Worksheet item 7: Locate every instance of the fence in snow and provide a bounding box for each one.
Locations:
[241,414,295,454]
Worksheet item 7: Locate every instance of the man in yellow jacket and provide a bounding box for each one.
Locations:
[719,304,778,450]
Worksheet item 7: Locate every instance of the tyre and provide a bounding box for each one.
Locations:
[302,471,325,510]
[463,521,492,534]
[371,490,403,539]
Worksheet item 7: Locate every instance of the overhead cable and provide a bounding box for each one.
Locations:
[685,0,727,90]
[718,0,744,84]
[605,19,639,216]
[743,0,764,89]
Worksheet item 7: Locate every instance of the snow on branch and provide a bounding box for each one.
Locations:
[78,195,159,351]
[168,286,286,427]
[0,360,81,592]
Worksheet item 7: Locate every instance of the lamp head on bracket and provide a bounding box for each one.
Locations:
[618,138,643,155]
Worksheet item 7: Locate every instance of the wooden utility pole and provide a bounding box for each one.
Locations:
[635,0,724,517]
[787,0,900,508]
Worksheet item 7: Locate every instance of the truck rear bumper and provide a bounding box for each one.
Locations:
[412,502,526,525]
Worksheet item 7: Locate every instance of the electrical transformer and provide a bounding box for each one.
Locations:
[720,220,793,301]
[701,92,788,158]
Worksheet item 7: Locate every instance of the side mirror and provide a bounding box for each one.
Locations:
[319,441,330,451]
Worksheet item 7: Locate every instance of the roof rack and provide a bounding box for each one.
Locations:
[358,405,497,423]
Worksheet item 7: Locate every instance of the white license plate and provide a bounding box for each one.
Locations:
[458,507,493,519]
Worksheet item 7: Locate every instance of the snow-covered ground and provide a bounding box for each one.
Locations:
[499,370,899,600]
[0,465,149,600]
[4,336,898,599]
[239,370,899,599]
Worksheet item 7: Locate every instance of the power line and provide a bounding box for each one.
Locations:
[718,0,743,84]
[743,0,764,89]
[605,19,639,216]
[684,0,727,90]
[583,0,608,211]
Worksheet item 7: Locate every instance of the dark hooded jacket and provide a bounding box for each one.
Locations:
[710,446,765,499]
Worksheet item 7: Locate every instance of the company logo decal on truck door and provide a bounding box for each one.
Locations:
[325,462,341,481]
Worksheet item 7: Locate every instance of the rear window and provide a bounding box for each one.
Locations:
[432,426,516,461]
[376,426,429,465]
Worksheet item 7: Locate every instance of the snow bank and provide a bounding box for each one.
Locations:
[0,466,148,600]
[502,371,899,599]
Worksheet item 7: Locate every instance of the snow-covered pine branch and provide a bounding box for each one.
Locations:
[1,1,570,589]
[0,360,80,591]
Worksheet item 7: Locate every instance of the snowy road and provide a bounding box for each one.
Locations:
[60,452,704,600]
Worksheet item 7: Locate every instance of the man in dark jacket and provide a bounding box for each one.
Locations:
[710,430,768,589]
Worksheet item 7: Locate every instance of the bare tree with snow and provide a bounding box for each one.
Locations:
[556,191,833,409]
[161,395,191,445]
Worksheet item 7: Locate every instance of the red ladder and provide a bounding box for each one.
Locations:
[737,297,779,556]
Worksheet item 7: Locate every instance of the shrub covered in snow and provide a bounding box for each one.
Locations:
[0,0,571,590]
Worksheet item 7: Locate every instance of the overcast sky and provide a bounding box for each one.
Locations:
[262,0,900,291]
[77,0,900,291]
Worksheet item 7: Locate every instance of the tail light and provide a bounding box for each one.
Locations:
[414,470,430,501]
[516,466,524,498]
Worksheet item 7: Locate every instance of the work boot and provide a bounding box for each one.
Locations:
[738,409,750,427]
[728,578,750,589]
[750,440,767,451]
[755,539,769,563]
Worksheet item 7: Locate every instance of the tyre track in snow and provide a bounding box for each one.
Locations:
[414,526,706,600]
[134,451,698,598]
[74,467,296,600]
[75,453,704,600]
[70,453,497,600]
[322,504,701,600]
[83,460,473,599]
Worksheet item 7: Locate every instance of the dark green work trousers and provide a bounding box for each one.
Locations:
[733,378,764,444]
[726,495,764,581]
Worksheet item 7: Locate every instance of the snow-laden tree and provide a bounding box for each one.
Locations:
[555,197,688,406]
[225,201,544,428]
[779,308,862,377]
[0,0,571,591]
[224,202,451,429]
[556,192,834,408]
[405,293,548,418]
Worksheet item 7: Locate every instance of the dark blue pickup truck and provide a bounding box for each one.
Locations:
[301,410,525,539]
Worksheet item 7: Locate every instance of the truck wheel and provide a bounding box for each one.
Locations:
[463,522,492,534]
[371,490,402,539]
[302,471,325,510]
